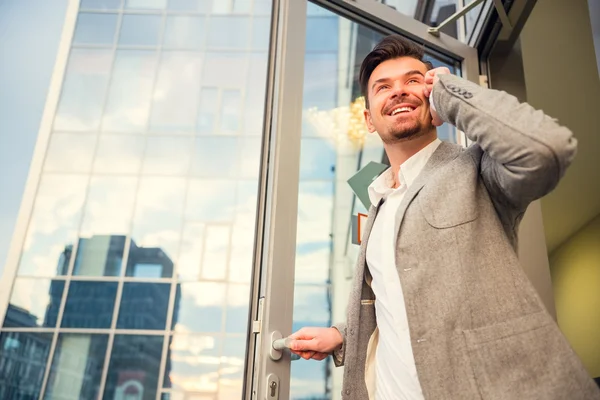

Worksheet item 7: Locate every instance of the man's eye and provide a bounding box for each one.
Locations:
[407,79,419,84]
[377,85,389,92]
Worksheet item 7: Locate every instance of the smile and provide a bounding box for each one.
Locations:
[387,104,417,116]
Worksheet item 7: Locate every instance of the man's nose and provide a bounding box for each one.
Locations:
[390,82,409,98]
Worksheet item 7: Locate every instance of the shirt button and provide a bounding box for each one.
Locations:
[346,389,351,395]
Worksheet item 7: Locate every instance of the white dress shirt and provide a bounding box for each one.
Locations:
[366,138,441,400]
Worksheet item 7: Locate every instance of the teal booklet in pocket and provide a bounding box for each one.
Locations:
[347,161,388,209]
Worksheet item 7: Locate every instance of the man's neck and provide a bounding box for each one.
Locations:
[384,131,438,188]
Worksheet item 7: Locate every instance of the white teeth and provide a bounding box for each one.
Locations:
[391,106,414,115]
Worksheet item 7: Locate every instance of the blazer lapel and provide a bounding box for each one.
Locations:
[393,141,463,238]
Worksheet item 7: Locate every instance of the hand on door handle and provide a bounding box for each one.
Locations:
[287,327,343,361]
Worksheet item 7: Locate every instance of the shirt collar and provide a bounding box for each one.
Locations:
[368,138,442,206]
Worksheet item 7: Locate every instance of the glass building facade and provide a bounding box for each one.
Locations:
[0,1,469,399]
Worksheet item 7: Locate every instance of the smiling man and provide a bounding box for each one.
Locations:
[289,35,600,400]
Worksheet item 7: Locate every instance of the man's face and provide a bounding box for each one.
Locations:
[363,56,434,143]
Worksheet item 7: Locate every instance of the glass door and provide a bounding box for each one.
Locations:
[252,1,478,399]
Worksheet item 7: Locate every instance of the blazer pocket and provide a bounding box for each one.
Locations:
[463,311,566,399]
[419,184,478,228]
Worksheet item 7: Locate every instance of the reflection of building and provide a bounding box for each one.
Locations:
[0,327,53,399]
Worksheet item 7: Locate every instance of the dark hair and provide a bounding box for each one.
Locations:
[359,35,433,108]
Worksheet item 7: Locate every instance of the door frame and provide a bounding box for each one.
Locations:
[246,0,480,399]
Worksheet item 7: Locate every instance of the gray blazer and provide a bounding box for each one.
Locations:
[333,74,600,399]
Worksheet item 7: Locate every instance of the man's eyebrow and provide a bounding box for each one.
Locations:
[370,70,425,91]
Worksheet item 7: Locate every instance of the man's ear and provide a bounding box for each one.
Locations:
[363,109,376,133]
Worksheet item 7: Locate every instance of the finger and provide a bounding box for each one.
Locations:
[289,339,314,352]
[301,351,316,360]
[312,352,329,361]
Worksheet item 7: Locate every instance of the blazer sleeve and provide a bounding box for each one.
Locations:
[331,322,346,367]
[431,74,577,212]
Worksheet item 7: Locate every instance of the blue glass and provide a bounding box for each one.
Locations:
[103,335,163,400]
[225,284,250,333]
[173,282,225,333]
[117,283,171,330]
[125,240,175,278]
[302,53,337,110]
[167,0,210,12]
[73,13,119,45]
[305,16,339,52]
[0,332,53,399]
[119,14,162,46]
[44,334,109,400]
[2,278,64,328]
[61,281,118,328]
[191,137,238,178]
[207,16,250,49]
[299,138,336,180]
[80,0,122,9]
[73,236,126,277]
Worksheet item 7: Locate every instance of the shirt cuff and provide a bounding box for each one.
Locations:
[429,86,437,112]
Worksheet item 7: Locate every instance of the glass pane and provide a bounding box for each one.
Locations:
[130,177,186,260]
[184,180,234,222]
[305,16,338,52]
[44,133,96,173]
[93,134,145,174]
[80,0,122,9]
[3,278,64,328]
[44,334,109,400]
[142,136,193,175]
[191,137,237,178]
[251,16,270,51]
[202,52,248,88]
[80,176,138,238]
[73,12,118,45]
[73,236,126,277]
[126,242,175,278]
[150,52,203,132]
[103,335,163,400]
[119,14,162,46]
[207,17,250,49]
[201,224,230,280]
[197,87,218,134]
[224,284,249,333]
[54,49,112,131]
[163,16,206,50]
[0,332,53,398]
[103,50,158,132]
[117,282,171,330]
[17,175,88,277]
[243,53,268,135]
[61,281,118,328]
[163,335,220,392]
[174,282,225,332]
[219,89,241,132]
[125,0,167,9]
[167,0,211,12]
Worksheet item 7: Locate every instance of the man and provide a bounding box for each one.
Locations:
[289,35,600,400]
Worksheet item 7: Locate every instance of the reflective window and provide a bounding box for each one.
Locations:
[167,0,211,12]
[184,180,234,222]
[54,49,112,131]
[80,0,122,10]
[0,332,53,399]
[174,282,225,332]
[192,137,237,178]
[73,12,118,45]
[163,16,206,50]
[130,177,186,260]
[80,176,138,239]
[61,281,118,329]
[93,134,145,174]
[163,335,220,392]
[150,52,203,132]
[126,243,174,278]
[197,87,218,134]
[306,16,339,52]
[117,282,171,330]
[44,133,96,173]
[208,17,250,49]
[72,236,126,277]
[3,278,64,328]
[102,50,157,132]
[119,14,162,46]
[142,136,193,175]
[201,224,230,280]
[299,139,336,180]
[125,0,167,9]
[103,335,163,400]
[18,175,88,277]
[251,16,271,51]
[219,89,241,132]
[44,334,109,400]
[225,284,250,333]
